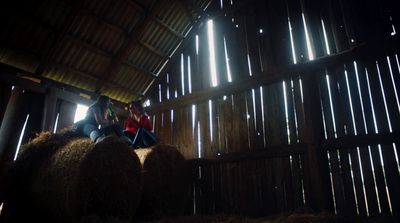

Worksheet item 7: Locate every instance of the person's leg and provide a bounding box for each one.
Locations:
[131,128,144,149]
[141,128,159,147]
[83,123,102,142]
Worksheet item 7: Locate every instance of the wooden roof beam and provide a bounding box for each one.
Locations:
[123,61,158,78]
[152,15,185,39]
[95,1,163,93]
[34,1,86,77]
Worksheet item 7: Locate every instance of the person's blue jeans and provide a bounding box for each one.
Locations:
[82,123,101,142]
[125,128,159,148]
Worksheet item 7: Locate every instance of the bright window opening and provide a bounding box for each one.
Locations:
[74,104,89,123]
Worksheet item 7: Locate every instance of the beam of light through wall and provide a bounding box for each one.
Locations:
[288,18,297,64]
[223,37,232,82]
[14,114,30,161]
[376,62,395,214]
[209,100,213,143]
[252,89,257,131]
[354,62,368,134]
[74,104,89,123]
[197,121,202,158]
[283,81,291,144]
[321,19,331,55]
[376,62,393,132]
[327,152,338,214]
[207,20,218,87]
[354,61,372,215]
[181,54,185,96]
[220,0,223,8]
[344,66,370,214]
[348,154,360,215]
[326,74,338,138]
[386,57,400,114]
[396,55,400,74]
[378,144,393,214]
[344,68,357,135]
[245,96,251,149]
[290,79,299,142]
[302,13,314,60]
[247,55,253,76]
[195,35,199,55]
[188,56,192,94]
[365,67,382,213]
[53,112,60,133]
[158,84,162,102]
[260,86,266,147]
[299,78,304,103]
[171,109,174,123]
[166,74,170,99]
[321,99,328,140]
[390,16,397,36]
[192,105,196,134]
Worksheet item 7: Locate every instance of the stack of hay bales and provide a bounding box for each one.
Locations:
[0,131,143,223]
[134,144,191,218]
[0,130,79,222]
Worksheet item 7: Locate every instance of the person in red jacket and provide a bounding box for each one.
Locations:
[124,100,158,148]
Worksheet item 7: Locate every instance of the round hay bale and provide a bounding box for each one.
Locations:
[133,144,190,218]
[31,136,142,223]
[0,131,78,222]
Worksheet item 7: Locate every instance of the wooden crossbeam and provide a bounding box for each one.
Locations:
[147,37,400,113]
[95,1,161,93]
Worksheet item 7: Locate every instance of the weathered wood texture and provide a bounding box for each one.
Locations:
[151,0,400,218]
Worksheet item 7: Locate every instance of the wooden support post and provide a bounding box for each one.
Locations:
[0,87,29,165]
[41,88,58,132]
[0,83,12,126]
[301,74,333,211]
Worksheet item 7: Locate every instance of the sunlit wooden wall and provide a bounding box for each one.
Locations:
[147,0,400,218]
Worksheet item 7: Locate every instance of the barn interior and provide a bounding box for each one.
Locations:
[0,0,400,222]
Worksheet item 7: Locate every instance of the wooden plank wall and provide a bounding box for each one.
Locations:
[148,0,400,218]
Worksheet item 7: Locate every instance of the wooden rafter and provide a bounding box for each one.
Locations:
[152,15,185,39]
[95,0,161,93]
[123,61,158,78]
[34,1,85,77]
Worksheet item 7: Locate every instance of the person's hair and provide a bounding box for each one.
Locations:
[96,95,110,109]
[129,100,144,114]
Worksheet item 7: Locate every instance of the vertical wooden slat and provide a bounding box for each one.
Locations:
[56,100,77,132]
[302,73,333,211]
[213,16,229,85]
[286,0,308,63]
[265,0,291,67]
[0,83,12,126]
[244,4,262,77]
[327,0,349,53]
[0,87,29,163]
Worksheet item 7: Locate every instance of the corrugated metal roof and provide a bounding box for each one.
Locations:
[1,0,212,103]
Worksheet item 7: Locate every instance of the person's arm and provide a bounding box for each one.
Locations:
[93,106,111,126]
